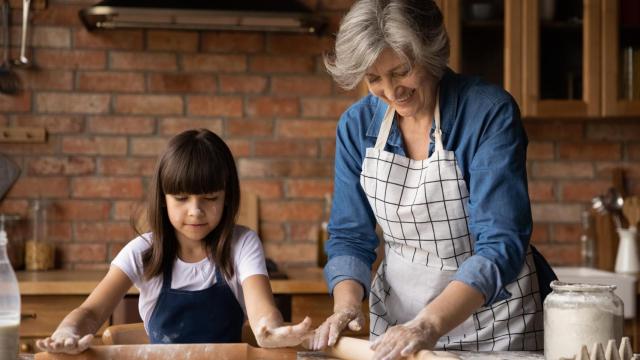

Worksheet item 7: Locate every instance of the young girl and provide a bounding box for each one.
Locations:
[37,129,312,354]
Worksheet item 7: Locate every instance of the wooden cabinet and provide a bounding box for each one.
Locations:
[438,0,640,117]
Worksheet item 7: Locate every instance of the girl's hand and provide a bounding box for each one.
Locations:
[36,327,94,354]
[369,319,440,360]
[254,316,313,348]
[309,304,365,350]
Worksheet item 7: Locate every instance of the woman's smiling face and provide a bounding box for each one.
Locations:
[365,48,436,120]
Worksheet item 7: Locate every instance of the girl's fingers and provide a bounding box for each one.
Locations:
[77,334,94,350]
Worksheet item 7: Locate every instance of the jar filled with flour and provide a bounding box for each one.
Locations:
[544,280,623,360]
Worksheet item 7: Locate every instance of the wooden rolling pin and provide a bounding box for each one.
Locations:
[326,337,460,360]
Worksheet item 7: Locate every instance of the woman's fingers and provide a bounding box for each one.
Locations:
[77,334,94,351]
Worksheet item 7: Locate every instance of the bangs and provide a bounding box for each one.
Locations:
[160,138,227,195]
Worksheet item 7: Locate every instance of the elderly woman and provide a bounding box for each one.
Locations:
[311,0,556,358]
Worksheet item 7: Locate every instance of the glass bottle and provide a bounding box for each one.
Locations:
[25,199,54,271]
[0,215,21,360]
[544,280,623,360]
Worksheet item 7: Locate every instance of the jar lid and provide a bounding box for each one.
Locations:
[550,280,617,292]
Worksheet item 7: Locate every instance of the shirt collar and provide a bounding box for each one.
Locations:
[365,68,457,145]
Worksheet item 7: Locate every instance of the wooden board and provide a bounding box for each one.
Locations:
[34,344,298,360]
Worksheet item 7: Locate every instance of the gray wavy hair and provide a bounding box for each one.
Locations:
[324,0,450,90]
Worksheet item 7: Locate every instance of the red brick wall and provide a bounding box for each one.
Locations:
[1,1,639,270]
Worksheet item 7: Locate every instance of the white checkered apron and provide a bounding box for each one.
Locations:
[361,100,544,351]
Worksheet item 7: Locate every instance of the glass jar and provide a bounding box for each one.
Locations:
[544,280,623,360]
[24,199,54,271]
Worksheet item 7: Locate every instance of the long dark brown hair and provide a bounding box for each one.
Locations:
[139,129,241,281]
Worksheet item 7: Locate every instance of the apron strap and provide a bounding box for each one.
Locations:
[373,89,444,152]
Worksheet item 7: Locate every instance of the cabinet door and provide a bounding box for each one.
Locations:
[442,0,523,108]
[522,0,601,117]
[602,0,640,116]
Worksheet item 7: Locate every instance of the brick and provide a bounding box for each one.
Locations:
[558,142,622,161]
[32,4,82,26]
[113,200,145,221]
[77,72,145,92]
[552,223,581,243]
[287,179,333,199]
[527,142,554,160]
[595,163,640,179]
[254,140,319,157]
[528,181,555,201]
[75,221,134,242]
[201,32,265,53]
[73,177,144,199]
[159,118,223,136]
[18,70,73,91]
[263,242,316,264]
[31,27,71,48]
[6,177,69,198]
[560,180,611,201]
[249,55,315,73]
[36,93,110,114]
[277,119,337,139]
[48,221,72,243]
[88,116,155,135]
[531,162,594,179]
[219,75,268,94]
[271,76,333,96]
[131,137,170,156]
[62,136,127,156]
[227,119,274,137]
[182,54,247,72]
[238,159,333,178]
[0,142,57,156]
[333,82,365,97]
[0,199,29,216]
[109,243,128,261]
[320,0,354,10]
[49,200,111,221]
[247,97,299,117]
[226,139,251,157]
[59,244,107,263]
[531,203,583,223]
[74,29,144,50]
[629,144,640,160]
[241,180,284,199]
[115,95,183,115]
[188,96,243,117]
[586,123,640,141]
[290,223,319,242]
[110,52,177,71]
[74,263,110,270]
[14,115,84,133]
[34,49,106,70]
[0,91,31,112]
[147,30,198,52]
[100,157,156,176]
[301,98,353,117]
[259,223,285,242]
[268,34,333,55]
[530,223,550,244]
[27,156,96,176]
[523,121,584,141]
[148,73,216,93]
[534,244,581,266]
[320,139,336,158]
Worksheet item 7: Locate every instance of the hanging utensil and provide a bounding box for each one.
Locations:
[0,0,19,94]
[592,188,626,229]
[12,0,30,68]
[0,152,20,201]
[623,196,640,230]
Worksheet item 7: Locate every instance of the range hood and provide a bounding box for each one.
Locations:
[79,0,327,34]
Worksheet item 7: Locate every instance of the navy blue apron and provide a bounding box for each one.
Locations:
[148,262,245,344]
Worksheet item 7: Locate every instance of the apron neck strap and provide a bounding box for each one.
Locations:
[374,89,443,152]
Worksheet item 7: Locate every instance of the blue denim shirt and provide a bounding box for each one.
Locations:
[323,69,532,306]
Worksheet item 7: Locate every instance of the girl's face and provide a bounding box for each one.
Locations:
[165,191,225,246]
[365,48,436,120]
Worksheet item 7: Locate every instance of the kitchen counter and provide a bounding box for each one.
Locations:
[17,267,328,295]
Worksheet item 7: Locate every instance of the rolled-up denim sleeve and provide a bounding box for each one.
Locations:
[323,107,379,296]
[453,100,532,306]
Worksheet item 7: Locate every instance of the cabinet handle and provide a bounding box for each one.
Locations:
[20,342,32,352]
[21,312,37,319]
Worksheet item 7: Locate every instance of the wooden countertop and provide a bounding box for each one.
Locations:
[17,267,328,296]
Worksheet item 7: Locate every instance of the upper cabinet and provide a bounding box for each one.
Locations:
[439,0,640,118]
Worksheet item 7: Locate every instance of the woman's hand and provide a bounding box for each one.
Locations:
[309,304,365,350]
[36,326,94,354]
[370,318,440,360]
[254,316,313,348]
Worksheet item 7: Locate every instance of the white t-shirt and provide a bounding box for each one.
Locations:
[111,225,268,333]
